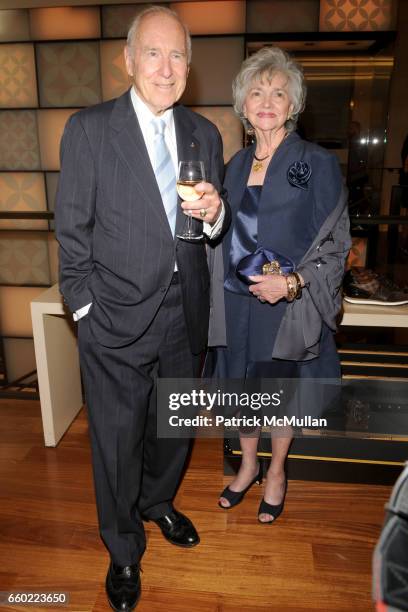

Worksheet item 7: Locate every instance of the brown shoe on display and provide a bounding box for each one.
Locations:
[343,268,408,306]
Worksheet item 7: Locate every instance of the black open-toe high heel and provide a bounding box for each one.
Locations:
[258,479,287,524]
[218,462,263,509]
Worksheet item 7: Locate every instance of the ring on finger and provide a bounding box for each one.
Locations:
[200,208,207,219]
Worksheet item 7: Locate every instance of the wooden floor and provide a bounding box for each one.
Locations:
[0,399,393,612]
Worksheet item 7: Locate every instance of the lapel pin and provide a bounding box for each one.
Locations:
[190,142,195,148]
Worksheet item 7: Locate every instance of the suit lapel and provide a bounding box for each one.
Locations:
[109,90,173,238]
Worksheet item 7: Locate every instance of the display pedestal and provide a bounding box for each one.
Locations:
[341,300,408,327]
[31,284,82,447]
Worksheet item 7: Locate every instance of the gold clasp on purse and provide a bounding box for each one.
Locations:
[262,260,282,275]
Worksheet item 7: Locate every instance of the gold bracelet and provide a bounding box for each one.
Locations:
[286,274,298,302]
[292,272,303,298]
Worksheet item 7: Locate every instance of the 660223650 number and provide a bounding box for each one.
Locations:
[0,592,69,606]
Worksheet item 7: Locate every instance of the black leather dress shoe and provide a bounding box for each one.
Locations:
[150,510,200,547]
[106,562,141,611]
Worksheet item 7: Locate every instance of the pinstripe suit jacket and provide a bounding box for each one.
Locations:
[55,89,229,352]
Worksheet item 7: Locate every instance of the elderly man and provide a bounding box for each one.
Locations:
[55,6,229,611]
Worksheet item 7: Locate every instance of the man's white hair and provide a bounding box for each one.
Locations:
[126,5,192,64]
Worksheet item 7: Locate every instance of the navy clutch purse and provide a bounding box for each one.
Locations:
[236,247,295,285]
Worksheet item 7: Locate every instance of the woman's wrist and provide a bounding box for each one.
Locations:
[295,272,305,287]
[285,273,302,301]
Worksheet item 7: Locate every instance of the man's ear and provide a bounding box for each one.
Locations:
[124,46,133,77]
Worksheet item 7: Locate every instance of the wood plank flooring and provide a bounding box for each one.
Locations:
[0,399,394,611]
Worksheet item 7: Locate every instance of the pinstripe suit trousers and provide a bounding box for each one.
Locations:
[77,281,200,565]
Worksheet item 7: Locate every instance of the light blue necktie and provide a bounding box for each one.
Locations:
[152,118,177,237]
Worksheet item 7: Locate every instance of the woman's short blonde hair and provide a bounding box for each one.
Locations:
[233,46,306,132]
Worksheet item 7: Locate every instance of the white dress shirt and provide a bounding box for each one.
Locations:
[73,87,224,321]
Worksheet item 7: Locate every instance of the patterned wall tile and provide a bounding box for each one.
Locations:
[0,173,47,230]
[100,40,130,102]
[0,10,30,43]
[0,286,45,337]
[319,0,395,32]
[102,4,164,38]
[37,42,102,108]
[29,7,101,41]
[247,0,319,33]
[0,43,38,108]
[181,37,244,105]
[37,109,78,171]
[0,111,40,171]
[0,232,50,286]
[190,106,243,163]
[171,1,246,35]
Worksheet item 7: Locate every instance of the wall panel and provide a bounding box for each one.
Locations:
[0,44,38,108]
[37,42,102,108]
[247,0,319,33]
[0,110,40,171]
[0,232,51,286]
[29,7,101,40]
[171,1,245,34]
[191,106,242,162]
[181,37,244,105]
[37,109,78,171]
[100,39,129,101]
[102,4,166,38]
[0,173,47,230]
[319,0,396,32]
[0,286,44,337]
[0,10,30,42]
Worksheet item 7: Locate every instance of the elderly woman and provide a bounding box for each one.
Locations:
[210,47,350,523]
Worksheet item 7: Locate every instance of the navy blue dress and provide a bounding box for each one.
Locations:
[215,132,341,381]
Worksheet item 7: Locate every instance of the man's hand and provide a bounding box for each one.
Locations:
[248,275,288,304]
[180,181,221,225]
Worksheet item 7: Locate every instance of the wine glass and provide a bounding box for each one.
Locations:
[176,160,205,241]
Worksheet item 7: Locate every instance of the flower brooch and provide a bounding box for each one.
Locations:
[287,161,311,190]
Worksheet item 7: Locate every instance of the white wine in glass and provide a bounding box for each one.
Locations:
[176,160,205,240]
[176,181,204,202]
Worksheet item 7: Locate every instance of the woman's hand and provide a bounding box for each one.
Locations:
[248,274,288,304]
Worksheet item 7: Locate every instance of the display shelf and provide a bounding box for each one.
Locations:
[341,300,408,328]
